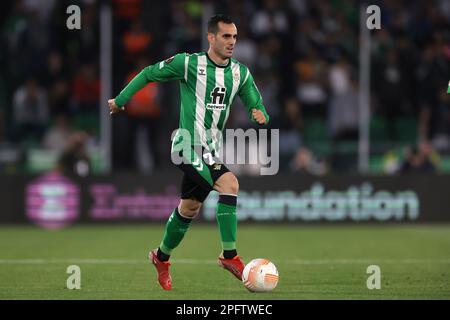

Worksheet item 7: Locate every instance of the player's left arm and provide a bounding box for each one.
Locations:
[238,69,270,125]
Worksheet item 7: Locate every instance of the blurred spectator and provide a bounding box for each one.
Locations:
[117,56,163,173]
[0,109,5,143]
[231,26,257,69]
[22,0,55,22]
[254,35,281,74]
[44,51,66,85]
[0,75,6,144]
[400,141,440,173]
[288,0,308,17]
[251,0,289,38]
[373,48,410,140]
[57,131,91,177]
[437,0,450,19]
[294,48,328,117]
[279,97,303,158]
[381,148,403,175]
[282,97,303,130]
[327,56,359,141]
[164,0,202,54]
[78,3,99,61]
[44,51,70,116]
[419,90,450,152]
[178,17,202,53]
[292,16,327,57]
[122,20,152,61]
[48,79,70,117]
[18,8,49,77]
[114,0,143,22]
[253,72,280,125]
[289,146,328,175]
[42,114,73,153]
[12,77,49,142]
[71,63,100,114]
[113,0,144,55]
[328,60,360,169]
[416,45,443,127]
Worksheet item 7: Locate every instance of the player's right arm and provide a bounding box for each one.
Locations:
[108,53,187,114]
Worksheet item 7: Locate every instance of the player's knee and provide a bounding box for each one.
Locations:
[179,206,199,218]
[179,200,202,218]
[225,174,239,195]
[214,172,239,195]
[231,178,239,195]
[186,205,201,218]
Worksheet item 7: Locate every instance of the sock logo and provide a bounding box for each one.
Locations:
[217,212,235,216]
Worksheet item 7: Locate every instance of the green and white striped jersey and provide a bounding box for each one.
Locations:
[115,52,269,155]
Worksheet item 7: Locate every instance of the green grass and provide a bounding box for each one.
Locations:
[0,224,450,299]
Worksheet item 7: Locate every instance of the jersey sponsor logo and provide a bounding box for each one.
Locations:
[206,86,226,110]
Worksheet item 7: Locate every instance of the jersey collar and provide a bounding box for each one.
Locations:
[205,52,231,68]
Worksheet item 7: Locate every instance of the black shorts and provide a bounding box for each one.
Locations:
[173,145,230,203]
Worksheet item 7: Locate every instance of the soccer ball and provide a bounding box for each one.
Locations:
[242,258,279,292]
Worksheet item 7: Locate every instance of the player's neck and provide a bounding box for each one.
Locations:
[207,49,229,66]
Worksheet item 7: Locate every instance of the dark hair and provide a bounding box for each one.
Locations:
[207,14,234,34]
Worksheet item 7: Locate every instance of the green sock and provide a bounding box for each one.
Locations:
[216,194,238,251]
[159,207,192,255]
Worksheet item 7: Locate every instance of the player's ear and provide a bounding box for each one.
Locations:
[207,32,214,44]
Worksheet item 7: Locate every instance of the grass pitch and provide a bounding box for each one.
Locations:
[0,224,449,299]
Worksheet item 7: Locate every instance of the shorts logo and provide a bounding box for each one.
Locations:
[213,164,222,171]
[203,153,215,166]
[192,157,203,171]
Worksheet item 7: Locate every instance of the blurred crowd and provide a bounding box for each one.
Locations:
[0,0,449,175]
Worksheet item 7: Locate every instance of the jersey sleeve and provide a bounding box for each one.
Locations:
[237,67,270,125]
[115,53,186,108]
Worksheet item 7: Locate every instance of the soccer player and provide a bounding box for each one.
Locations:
[108,14,269,290]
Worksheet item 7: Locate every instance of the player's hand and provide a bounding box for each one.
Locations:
[108,99,122,115]
[252,109,267,125]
